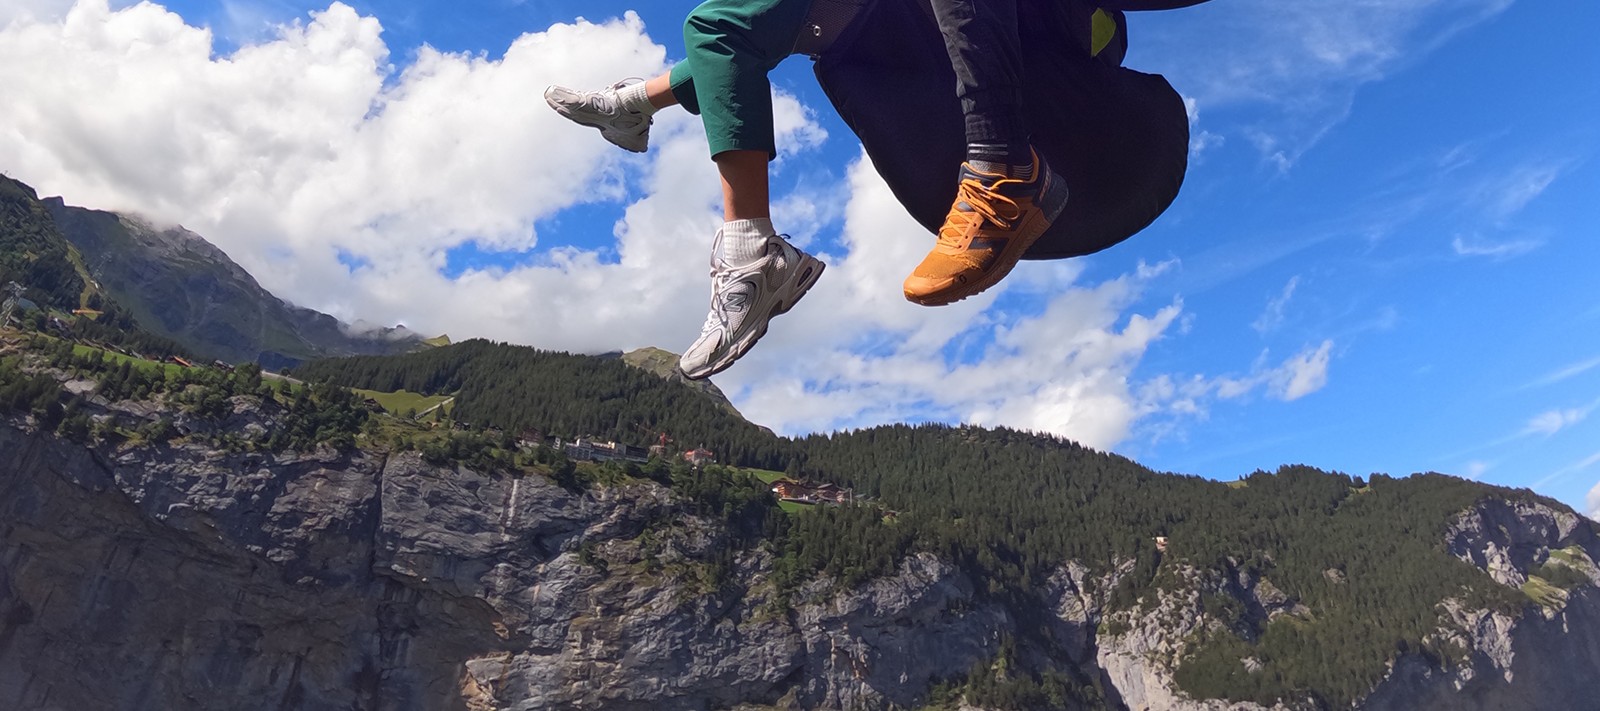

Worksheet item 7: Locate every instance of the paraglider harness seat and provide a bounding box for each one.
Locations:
[797,0,1203,260]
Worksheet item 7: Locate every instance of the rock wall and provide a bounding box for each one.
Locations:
[0,420,1026,710]
[1363,499,1600,711]
[3,418,1598,711]
[0,422,501,711]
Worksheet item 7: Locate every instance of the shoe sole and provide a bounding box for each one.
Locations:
[544,92,647,154]
[907,172,1069,307]
[679,257,825,381]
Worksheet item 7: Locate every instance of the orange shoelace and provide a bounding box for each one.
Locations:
[938,176,1024,251]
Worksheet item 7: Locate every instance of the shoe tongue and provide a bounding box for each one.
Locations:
[960,162,1005,185]
[954,164,1005,213]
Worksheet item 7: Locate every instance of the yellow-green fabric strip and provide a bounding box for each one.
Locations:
[1090,8,1116,57]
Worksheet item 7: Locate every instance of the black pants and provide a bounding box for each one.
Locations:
[930,0,1027,147]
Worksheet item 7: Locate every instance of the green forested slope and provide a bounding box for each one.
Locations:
[2,176,190,357]
[294,339,795,467]
[291,339,1590,707]
[792,426,1541,706]
[1,176,85,309]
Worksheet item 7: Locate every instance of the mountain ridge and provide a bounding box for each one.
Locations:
[611,345,747,421]
[33,183,428,369]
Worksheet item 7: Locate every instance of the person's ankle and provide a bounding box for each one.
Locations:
[967,142,1034,181]
[720,218,775,265]
[616,81,658,117]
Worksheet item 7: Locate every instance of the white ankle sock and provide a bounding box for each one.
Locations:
[616,81,658,117]
[720,218,775,266]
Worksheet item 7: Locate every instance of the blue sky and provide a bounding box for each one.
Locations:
[1,0,1597,515]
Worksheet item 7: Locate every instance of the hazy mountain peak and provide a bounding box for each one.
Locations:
[28,183,426,369]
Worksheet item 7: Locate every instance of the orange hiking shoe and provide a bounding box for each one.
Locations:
[902,151,1068,306]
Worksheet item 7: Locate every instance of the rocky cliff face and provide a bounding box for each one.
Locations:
[0,407,1026,711]
[3,409,1599,710]
[1359,500,1600,711]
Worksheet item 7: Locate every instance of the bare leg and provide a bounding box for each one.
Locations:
[714,150,770,221]
[644,73,678,110]
[681,148,824,380]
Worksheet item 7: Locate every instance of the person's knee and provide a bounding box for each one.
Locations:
[683,0,755,57]
[683,3,729,52]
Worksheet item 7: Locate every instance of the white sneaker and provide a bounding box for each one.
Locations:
[543,78,652,153]
[679,233,825,380]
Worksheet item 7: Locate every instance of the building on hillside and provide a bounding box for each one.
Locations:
[360,397,385,413]
[565,437,649,464]
[1154,536,1169,553]
[771,478,852,505]
[772,478,807,500]
[516,429,546,450]
[683,448,716,468]
[813,483,849,504]
[167,356,195,368]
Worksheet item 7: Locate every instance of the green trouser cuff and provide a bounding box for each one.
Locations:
[670,0,812,160]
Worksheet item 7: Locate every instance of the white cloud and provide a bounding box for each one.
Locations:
[1588,479,1600,521]
[1451,235,1542,260]
[1525,408,1589,437]
[0,0,70,26]
[0,1,1337,452]
[1463,461,1490,481]
[1482,163,1562,220]
[1215,340,1335,402]
[1251,275,1300,334]
[1182,96,1224,162]
[1277,340,1334,401]
[0,0,681,331]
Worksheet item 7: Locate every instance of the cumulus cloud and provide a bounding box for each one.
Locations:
[0,0,684,326]
[0,0,70,26]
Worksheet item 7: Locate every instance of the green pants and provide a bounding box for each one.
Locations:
[669,0,813,159]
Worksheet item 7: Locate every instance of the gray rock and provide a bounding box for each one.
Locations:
[4,419,1600,711]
